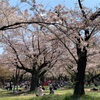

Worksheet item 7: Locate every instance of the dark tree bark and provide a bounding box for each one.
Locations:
[0,78,5,86]
[74,46,87,95]
[30,72,39,91]
[40,76,45,86]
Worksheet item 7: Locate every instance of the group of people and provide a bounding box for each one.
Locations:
[36,85,54,96]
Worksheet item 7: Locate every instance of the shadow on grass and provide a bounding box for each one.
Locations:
[61,94,100,100]
[0,90,34,98]
[29,93,100,100]
[64,94,100,100]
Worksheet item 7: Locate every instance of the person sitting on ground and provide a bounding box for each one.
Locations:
[42,86,45,90]
[49,86,54,94]
[36,86,44,96]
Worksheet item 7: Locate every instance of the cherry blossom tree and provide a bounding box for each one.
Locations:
[1,27,62,91]
[25,0,99,95]
[0,0,100,95]
[85,36,100,85]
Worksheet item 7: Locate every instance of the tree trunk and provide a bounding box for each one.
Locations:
[30,73,39,91]
[74,47,87,95]
[40,76,45,86]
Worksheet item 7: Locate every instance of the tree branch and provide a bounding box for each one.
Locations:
[78,0,87,19]
[90,9,100,21]
[0,21,57,31]
[40,24,77,63]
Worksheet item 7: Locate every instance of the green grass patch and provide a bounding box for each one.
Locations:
[0,88,100,100]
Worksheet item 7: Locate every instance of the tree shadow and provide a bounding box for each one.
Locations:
[63,94,100,100]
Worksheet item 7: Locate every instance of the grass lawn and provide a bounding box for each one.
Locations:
[0,88,100,100]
